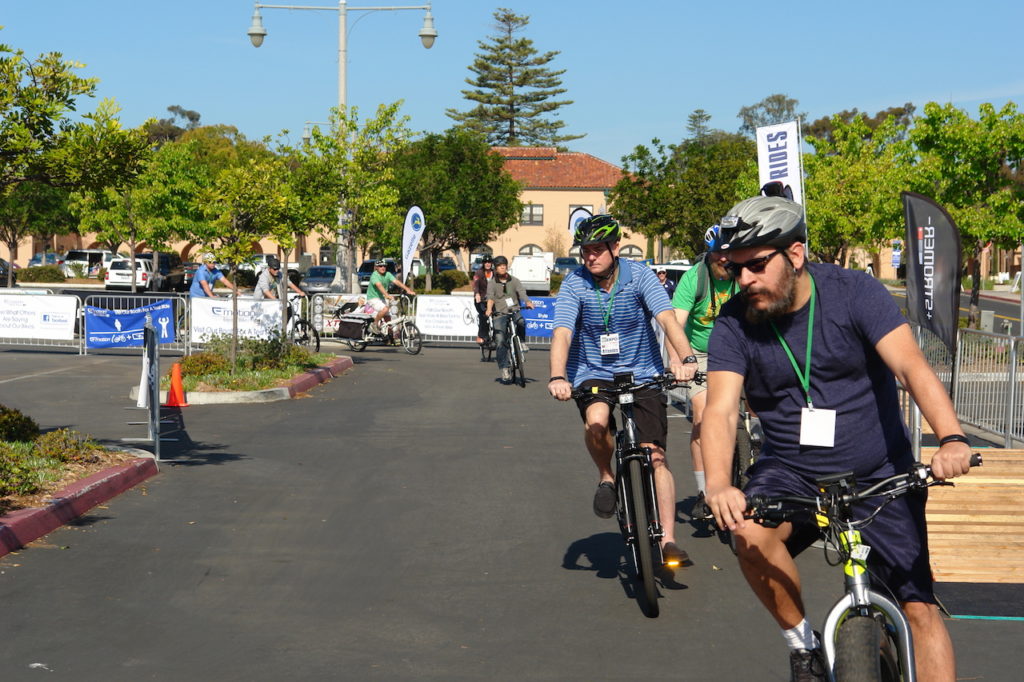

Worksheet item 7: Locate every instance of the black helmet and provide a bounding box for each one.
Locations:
[719,196,806,252]
[481,254,493,264]
[266,255,281,270]
[492,255,509,267]
[374,259,387,267]
[573,214,622,247]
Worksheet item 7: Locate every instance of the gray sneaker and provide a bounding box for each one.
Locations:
[789,646,827,682]
[593,481,616,518]
[500,368,512,382]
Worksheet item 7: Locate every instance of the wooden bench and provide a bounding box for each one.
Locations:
[924,448,1024,583]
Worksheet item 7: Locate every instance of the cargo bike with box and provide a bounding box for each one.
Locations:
[334,293,422,355]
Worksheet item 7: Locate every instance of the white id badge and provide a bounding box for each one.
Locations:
[504,297,515,307]
[800,407,836,447]
[599,333,620,355]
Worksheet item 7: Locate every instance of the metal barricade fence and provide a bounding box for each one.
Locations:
[0,290,81,352]
[953,329,1022,447]
[83,293,190,354]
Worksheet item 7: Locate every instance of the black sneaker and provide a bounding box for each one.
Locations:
[789,646,827,682]
[661,542,692,568]
[593,481,616,518]
[692,491,713,521]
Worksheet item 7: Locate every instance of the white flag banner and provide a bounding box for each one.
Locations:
[756,120,804,206]
[401,206,426,284]
[568,206,592,234]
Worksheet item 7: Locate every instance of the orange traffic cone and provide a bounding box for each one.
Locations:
[164,362,189,407]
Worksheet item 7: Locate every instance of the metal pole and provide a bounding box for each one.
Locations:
[911,325,923,462]
[335,0,355,293]
[1006,336,1018,449]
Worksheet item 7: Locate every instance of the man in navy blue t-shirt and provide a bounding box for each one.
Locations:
[702,196,973,682]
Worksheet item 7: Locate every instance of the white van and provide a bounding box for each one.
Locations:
[62,249,119,277]
[510,254,552,295]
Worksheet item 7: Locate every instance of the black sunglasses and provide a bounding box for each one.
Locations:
[724,249,784,277]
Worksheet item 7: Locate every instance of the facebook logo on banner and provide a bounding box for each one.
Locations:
[521,297,557,337]
[85,300,176,348]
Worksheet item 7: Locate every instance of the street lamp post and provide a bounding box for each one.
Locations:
[247,1,436,293]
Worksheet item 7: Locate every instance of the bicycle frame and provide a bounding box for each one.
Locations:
[615,398,665,565]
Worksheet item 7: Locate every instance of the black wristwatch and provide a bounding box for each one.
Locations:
[682,355,698,364]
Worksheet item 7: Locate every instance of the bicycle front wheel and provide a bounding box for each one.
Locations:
[511,335,526,387]
[291,319,320,353]
[833,614,900,682]
[627,457,659,617]
[401,321,422,355]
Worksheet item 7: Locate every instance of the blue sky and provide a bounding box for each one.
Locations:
[3,1,1023,166]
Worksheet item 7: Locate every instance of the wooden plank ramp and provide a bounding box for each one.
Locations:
[924,448,1024,584]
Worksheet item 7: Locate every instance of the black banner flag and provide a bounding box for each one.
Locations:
[901,192,962,355]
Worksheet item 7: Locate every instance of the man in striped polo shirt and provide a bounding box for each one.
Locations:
[548,215,699,567]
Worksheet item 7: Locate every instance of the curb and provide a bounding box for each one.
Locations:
[129,355,354,404]
[0,454,158,559]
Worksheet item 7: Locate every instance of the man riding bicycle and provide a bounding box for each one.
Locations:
[367,258,415,334]
[547,214,698,567]
[671,225,738,520]
[701,195,973,682]
[484,255,534,383]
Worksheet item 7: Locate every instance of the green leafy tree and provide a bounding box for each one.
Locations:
[446,8,582,147]
[611,117,755,256]
[737,93,806,137]
[144,105,202,145]
[805,103,915,144]
[393,128,522,274]
[0,181,74,286]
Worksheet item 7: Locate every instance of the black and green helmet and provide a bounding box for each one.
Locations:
[573,214,622,246]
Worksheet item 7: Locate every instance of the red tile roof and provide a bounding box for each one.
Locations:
[493,146,622,190]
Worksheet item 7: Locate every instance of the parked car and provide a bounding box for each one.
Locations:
[133,252,186,291]
[299,265,341,294]
[553,256,581,276]
[104,258,155,291]
[436,256,457,272]
[182,262,200,289]
[62,249,119,278]
[28,253,63,268]
[647,262,693,284]
[0,257,16,286]
[357,258,397,291]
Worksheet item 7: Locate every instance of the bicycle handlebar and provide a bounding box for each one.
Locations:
[568,371,705,400]
[745,454,983,526]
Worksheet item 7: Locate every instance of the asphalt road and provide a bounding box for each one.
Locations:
[0,343,1017,681]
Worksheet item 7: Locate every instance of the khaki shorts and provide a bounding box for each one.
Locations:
[686,353,709,400]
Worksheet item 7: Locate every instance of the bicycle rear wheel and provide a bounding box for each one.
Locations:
[511,335,526,387]
[833,614,900,682]
[401,321,422,355]
[627,457,659,617]
[290,319,320,353]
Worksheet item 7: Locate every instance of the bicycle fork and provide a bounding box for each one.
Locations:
[820,528,917,682]
[616,439,665,561]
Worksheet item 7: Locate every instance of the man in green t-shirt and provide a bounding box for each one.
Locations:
[671,226,737,519]
[367,259,415,332]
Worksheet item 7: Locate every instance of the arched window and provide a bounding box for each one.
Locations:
[519,244,543,256]
[619,245,644,260]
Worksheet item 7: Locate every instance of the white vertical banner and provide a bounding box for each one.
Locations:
[568,206,592,234]
[401,206,426,285]
[755,120,804,206]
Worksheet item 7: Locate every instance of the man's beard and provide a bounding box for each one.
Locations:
[743,264,797,324]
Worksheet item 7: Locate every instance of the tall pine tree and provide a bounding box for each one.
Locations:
[446,8,582,147]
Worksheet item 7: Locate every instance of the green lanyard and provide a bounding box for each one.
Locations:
[769,275,816,408]
[593,265,618,332]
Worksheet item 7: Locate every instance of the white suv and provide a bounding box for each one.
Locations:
[104,258,155,291]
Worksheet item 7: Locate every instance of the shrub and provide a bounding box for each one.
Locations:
[33,428,102,464]
[550,272,563,293]
[16,265,66,283]
[434,269,469,293]
[0,442,42,496]
[68,263,88,278]
[227,269,257,288]
[0,404,40,442]
[180,351,232,376]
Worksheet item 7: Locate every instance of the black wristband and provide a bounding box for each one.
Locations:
[939,434,970,446]
[548,376,567,383]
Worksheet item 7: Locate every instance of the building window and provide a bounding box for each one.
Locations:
[521,204,544,226]
[569,204,593,215]
[619,245,644,260]
[519,244,543,256]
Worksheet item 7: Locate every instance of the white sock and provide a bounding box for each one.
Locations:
[782,620,818,651]
[694,471,706,494]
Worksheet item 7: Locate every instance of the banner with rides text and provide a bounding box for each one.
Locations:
[568,206,592,235]
[755,120,804,205]
[902,192,962,355]
[401,206,426,284]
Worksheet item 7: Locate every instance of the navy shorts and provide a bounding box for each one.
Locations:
[744,457,935,604]
[574,379,668,450]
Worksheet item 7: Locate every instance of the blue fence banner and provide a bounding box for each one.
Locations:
[85,300,176,348]
[522,296,557,337]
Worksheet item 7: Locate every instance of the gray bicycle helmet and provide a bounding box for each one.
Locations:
[719,196,806,251]
[374,259,387,267]
[573,214,622,247]
[492,255,509,267]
